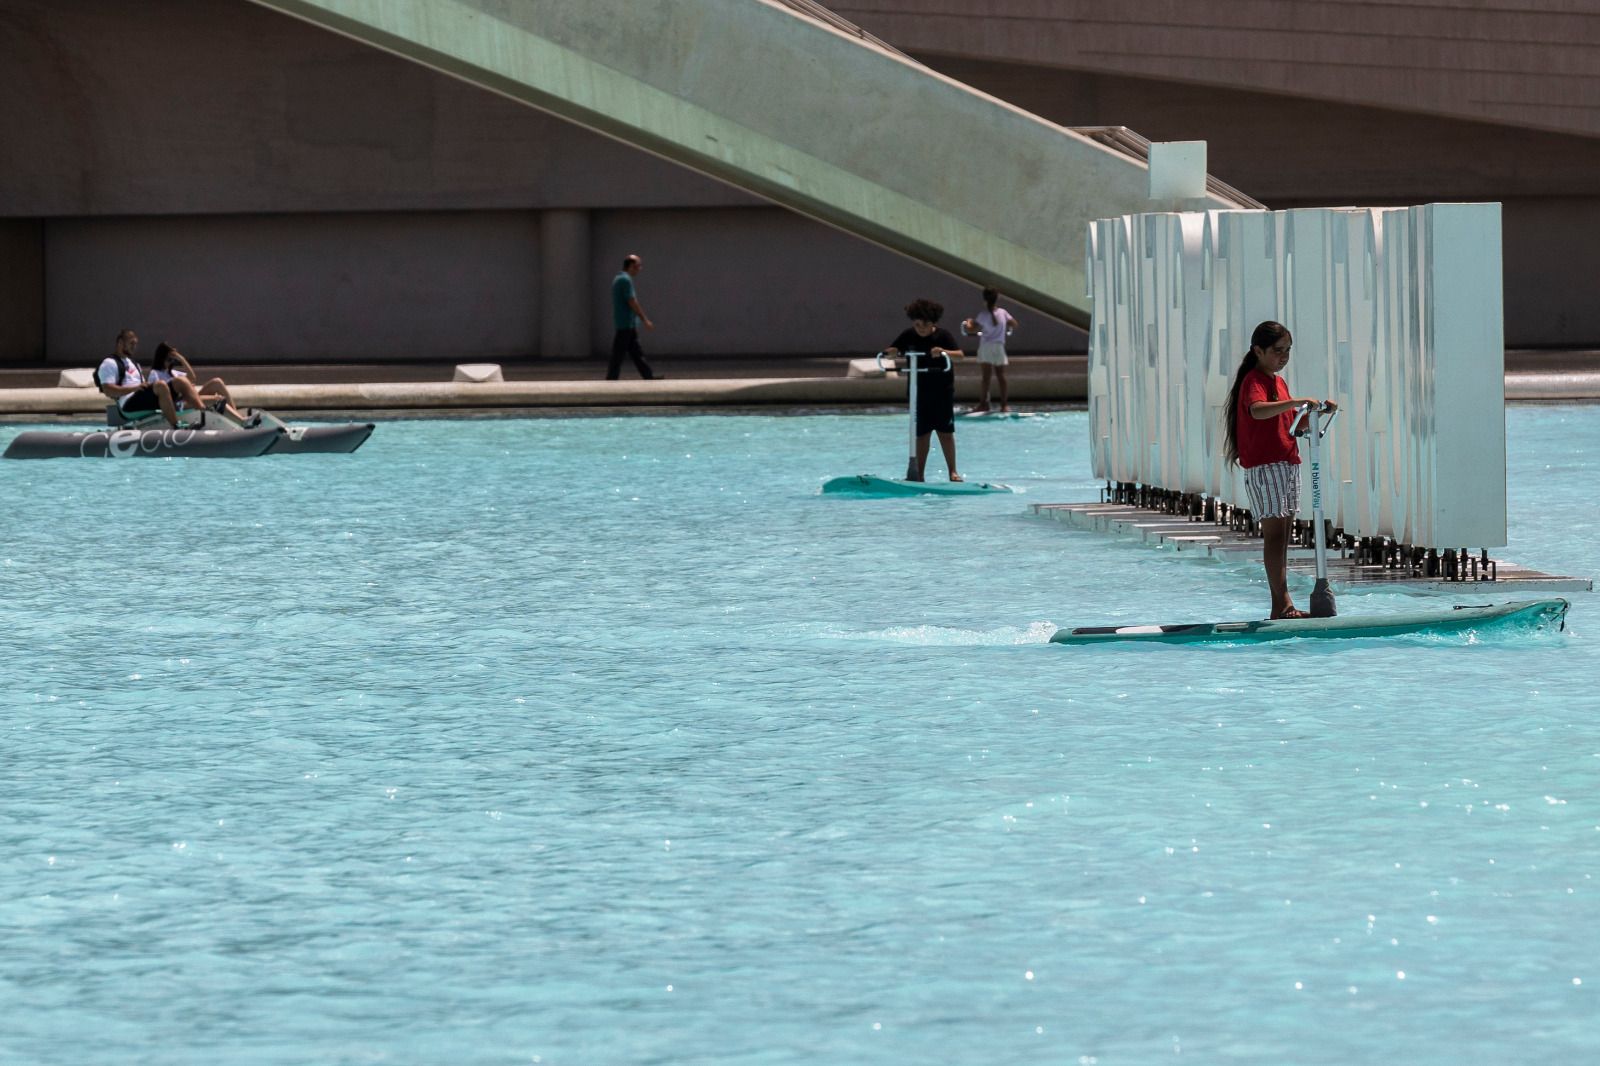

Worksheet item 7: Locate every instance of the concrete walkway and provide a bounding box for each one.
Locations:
[1,352,1595,417]
[0,356,1088,417]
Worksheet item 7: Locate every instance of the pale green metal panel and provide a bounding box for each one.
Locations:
[242,0,1241,326]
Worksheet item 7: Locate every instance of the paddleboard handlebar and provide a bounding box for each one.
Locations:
[1287,400,1340,616]
[876,350,952,374]
[878,350,954,479]
[1288,400,1338,439]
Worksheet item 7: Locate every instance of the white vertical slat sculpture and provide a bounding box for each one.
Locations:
[1086,203,1506,549]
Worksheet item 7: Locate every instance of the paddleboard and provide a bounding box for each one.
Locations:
[958,409,1039,421]
[1049,598,1569,646]
[821,474,1013,496]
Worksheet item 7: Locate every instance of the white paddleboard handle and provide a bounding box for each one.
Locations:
[1289,400,1337,439]
[1288,401,1314,436]
[876,350,952,374]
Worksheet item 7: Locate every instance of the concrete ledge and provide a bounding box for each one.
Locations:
[0,376,930,415]
[231,378,920,409]
[1504,372,1600,401]
[4,368,1589,415]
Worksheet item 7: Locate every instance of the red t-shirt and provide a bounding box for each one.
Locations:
[1236,368,1300,468]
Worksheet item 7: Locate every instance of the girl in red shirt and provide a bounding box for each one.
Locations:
[1223,321,1338,619]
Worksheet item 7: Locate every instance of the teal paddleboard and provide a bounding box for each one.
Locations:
[1049,598,1569,646]
[821,474,1013,497]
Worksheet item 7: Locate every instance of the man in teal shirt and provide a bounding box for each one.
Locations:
[607,253,659,380]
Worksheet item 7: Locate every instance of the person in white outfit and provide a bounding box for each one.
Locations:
[960,287,1017,413]
[95,329,179,427]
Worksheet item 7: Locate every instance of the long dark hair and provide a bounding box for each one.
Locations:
[981,287,999,329]
[1223,321,1291,466]
[151,342,177,372]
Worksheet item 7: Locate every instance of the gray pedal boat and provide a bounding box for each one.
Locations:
[3,406,374,459]
[234,408,375,455]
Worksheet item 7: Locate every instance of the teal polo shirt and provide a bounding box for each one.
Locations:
[612,272,638,330]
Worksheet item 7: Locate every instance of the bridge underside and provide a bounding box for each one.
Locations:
[244,0,1251,328]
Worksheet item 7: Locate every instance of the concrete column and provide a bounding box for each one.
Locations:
[539,208,591,359]
[0,220,45,364]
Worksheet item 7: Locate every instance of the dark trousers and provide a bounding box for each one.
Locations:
[607,328,655,380]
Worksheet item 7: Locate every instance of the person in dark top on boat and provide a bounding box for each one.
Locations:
[148,343,247,421]
[95,329,180,428]
[1223,320,1338,619]
[883,297,966,482]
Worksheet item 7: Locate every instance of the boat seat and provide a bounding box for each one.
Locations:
[106,404,155,428]
[104,404,207,429]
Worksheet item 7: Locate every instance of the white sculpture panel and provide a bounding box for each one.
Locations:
[1086,203,1506,548]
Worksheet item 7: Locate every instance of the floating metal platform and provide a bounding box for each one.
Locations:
[1031,502,1593,594]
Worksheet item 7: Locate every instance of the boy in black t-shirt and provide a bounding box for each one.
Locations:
[883,297,966,481]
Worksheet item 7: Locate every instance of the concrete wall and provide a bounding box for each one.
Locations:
[6,0,1596,357]
[912,56,1600,348]
[240,0,1217,327]
[0,0,1084,364]
[0,221,44,362]
[33,207,1081,364]
[44,212,541,363]
[586,208,1074,356]
[832,0,1600,140]
[0,0,746,216]
[920,58,1600,205]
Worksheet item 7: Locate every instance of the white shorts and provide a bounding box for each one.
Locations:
[1244,461,1301,519]
[976,341,1008,366]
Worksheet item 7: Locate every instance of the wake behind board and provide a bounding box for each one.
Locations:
[1049,599,1569,646]
[822,474,1013,497]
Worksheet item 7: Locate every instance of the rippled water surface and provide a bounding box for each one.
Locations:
[2,407,1596,1064]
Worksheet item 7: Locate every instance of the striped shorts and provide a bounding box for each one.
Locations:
[1243,461,1301,519]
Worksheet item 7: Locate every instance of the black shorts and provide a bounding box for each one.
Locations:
[915,405,955,436]
[120,386,163,414]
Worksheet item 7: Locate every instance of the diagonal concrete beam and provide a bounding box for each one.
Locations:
[242,0,1247,326]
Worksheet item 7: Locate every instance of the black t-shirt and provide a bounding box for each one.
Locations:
[888,327,958,408]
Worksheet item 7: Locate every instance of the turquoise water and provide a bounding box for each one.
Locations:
[2,407,1595,1065]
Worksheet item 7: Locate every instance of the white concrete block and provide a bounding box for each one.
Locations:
[1163,535,1223,551]
[453,363,504,383]
[1148,141,1207,200]
[846,357,888,378]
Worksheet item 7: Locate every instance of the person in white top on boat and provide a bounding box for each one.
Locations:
[95,329,180,428]
[960,287,1017,413]
[148,342,246,421]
